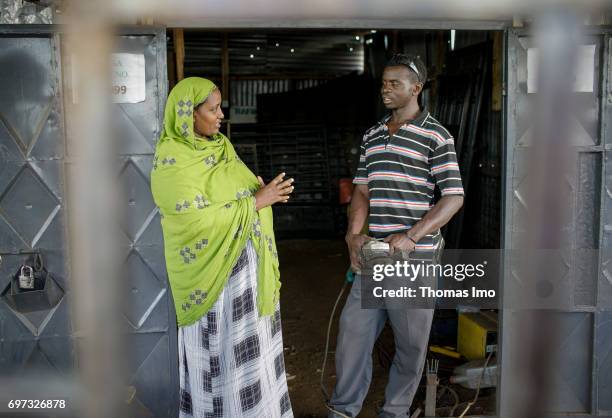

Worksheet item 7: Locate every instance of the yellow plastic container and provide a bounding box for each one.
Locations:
[457,311,498,360]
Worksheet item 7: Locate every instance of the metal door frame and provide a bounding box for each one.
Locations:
[11,20,612,417]
[500,25,612,417]
[0,23,174,417]
[115,25,175,416]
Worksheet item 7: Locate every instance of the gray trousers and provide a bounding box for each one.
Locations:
[329,276,434,418]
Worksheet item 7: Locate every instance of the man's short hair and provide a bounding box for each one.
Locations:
[386,53,427,84]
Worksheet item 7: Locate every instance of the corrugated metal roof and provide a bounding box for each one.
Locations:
[170,31,365,78]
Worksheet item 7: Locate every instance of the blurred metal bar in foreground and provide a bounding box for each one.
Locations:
[63,1,127,417]
[110,0,609,28]
[499,9,581,418]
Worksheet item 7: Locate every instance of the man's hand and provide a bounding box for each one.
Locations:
[383,232,417,255]
[345,234,374,272]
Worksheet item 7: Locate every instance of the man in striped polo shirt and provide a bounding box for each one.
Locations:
[329,54,464,418]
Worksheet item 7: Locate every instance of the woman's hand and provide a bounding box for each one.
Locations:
[254,172,295,211]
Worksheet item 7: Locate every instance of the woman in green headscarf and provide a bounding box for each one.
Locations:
[151,77,294,418]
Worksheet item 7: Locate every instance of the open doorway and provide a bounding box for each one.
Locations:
[168,28,503,416]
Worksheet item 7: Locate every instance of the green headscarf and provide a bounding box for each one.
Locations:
[151,77,280,327]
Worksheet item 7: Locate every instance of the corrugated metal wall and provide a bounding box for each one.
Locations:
[230,79,323,108]
[170,31,364,113]
[171,31,365,79]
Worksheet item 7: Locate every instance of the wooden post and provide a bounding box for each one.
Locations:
[392,29,399,53]
[173,28,185,82]
[492,31,503,111]
[430,32,447,112]
[168,50,177,89]
[221,32,230,107]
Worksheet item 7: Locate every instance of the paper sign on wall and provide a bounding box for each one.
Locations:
[527,45,596,93]
[112,53,146,103]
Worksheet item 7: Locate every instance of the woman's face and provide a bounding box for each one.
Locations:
[193,89,224,137]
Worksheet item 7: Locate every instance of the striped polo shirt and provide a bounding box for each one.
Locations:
[353,109,464,252]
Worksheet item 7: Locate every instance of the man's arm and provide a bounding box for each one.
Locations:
[406,195,464,242]
[346,184,369,236]
[384,195,463,253]
[345,184,373,271]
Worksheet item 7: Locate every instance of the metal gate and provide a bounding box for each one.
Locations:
[501,27,612,416]
[0,26,175,417]
[115,27,174,417]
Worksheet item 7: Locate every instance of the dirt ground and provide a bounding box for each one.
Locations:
[277,238,496,418]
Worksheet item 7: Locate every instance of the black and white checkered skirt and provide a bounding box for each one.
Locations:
[178,240,293,418]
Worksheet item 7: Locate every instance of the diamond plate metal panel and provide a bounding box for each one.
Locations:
[0,160,24,193]
[126,333,172,417]
[1,293,64,337]
[0,214,28,252]
[510,148,529,238]
[1,336,75,376]
[0,27,172,416]
[124,250,166,330]
[576,153,601,250]
[115,29,176,417]
[0,30,74,388]
[0,165,61,248]
[510,148,575,248]
[120,159,158,243]
[30,160,65,202]
[0,295,34,341]
[28,107,65,160]
[0,119,24,162]
[0,36,57,154]
[0,339,37,376]
[548,312,593,413]
[498,311,593,415]
[601,150,612,308]
[137,243,167,291]
[130,334,172,417]
[596,311,612,413]
[504,29,609,417]
[115,35,161,156]
[511,35,601,148]
[574,153,600,306]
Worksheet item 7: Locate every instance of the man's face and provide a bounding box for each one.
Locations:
[381,66,422,110]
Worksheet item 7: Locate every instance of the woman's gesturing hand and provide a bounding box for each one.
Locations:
[254,172,295,211]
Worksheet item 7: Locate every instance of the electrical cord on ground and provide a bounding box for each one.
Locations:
[320,279,351,418]
[437,383,460,416]
[457,350,494,418]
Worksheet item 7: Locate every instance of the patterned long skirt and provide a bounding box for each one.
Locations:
[178,240,293,418]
